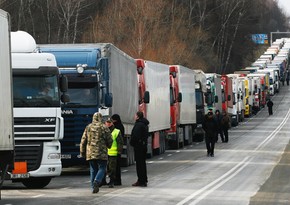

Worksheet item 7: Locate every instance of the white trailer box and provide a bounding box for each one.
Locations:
[177,66,196,125]
[0,9,14,170]
[194,69,207,93]
[143,61,170,132]
[99,44,139,133]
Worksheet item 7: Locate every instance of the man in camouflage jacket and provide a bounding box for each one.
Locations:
[80,112,112,193]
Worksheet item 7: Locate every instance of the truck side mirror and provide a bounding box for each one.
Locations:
[105,93,113,107]
[61,94,70,103]
[178,92,182,102]
[60,75,68,92]
[215,95,218,103]
[144,91,150,104]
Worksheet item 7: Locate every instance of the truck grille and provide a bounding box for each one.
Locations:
[61,114,91,154]
[13,117,55,171]
[14,117,56,139]
[14,141,43,172]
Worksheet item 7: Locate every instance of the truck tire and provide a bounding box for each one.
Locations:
[130,145,135,165]
[193,133,204,142]
[168,131,180,150]
[121,156,130,167]
[22,177,51,189]
[146,136,153,158]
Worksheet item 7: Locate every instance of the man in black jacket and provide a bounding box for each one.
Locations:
[130,111,149,187]
[267,99,274,115]
[203,109,218,157]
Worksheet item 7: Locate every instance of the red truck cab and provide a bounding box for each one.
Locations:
[167,66,182,149]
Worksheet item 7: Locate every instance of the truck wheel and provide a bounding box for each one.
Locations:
[22,177,51,189]
[146,150,153,158]
[241,110,245,122]
[159,131,166,154]
[162,136,166,153]
[121,156,129,167]
[168,134,179,149]
[129,146,135,165]
[193,133,204,142]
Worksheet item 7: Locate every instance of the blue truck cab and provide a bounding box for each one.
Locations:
[40,47,112,166]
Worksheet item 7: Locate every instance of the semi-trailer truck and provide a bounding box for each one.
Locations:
[167,65,196,148]
[10,31,68,188]
[40,43,138,167]
[136,59,170,156]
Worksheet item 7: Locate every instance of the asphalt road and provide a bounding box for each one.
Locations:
[1,85,290,205]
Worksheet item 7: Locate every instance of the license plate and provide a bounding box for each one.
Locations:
[61,154,71,159]
[11,173,30,179]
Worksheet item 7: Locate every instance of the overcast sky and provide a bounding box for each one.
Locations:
[278,0,290,16]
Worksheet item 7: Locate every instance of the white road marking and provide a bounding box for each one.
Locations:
[31,194,45,198]
[176,108,290,205]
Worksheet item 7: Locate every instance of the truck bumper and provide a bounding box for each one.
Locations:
[30,141,62,177]
[29,164,62,177]
[231,115,238,127]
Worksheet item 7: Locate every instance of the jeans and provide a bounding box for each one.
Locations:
[89,159,107,189]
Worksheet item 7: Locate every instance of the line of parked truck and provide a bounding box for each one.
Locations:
[1,8,290,190]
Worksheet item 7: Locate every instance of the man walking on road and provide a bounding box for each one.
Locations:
[221,110,231,143]
[214,109,224,142]
[203,109,218,157]
[130,111,149,187]
[286,69,290,86]
[267,99,274,115]
[80,112,112,194]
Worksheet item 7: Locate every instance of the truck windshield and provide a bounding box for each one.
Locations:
[13,75,60,107]
[65,82,98,106]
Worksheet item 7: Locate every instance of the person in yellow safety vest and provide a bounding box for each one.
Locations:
[104,117,123,188]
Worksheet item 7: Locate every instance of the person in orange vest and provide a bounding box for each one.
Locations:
[104,117,123,188]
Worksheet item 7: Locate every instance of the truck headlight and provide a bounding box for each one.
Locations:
[48,153,61,159]
[77,66,84,74]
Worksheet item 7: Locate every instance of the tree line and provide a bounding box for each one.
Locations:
[0,0,288,73]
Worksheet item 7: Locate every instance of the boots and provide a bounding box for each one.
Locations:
[92,181,100,193]
[108,179,114,188]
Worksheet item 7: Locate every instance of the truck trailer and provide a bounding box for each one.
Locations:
[0,9,14,193]
[167,65,196,148]
[136,59,170,156]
